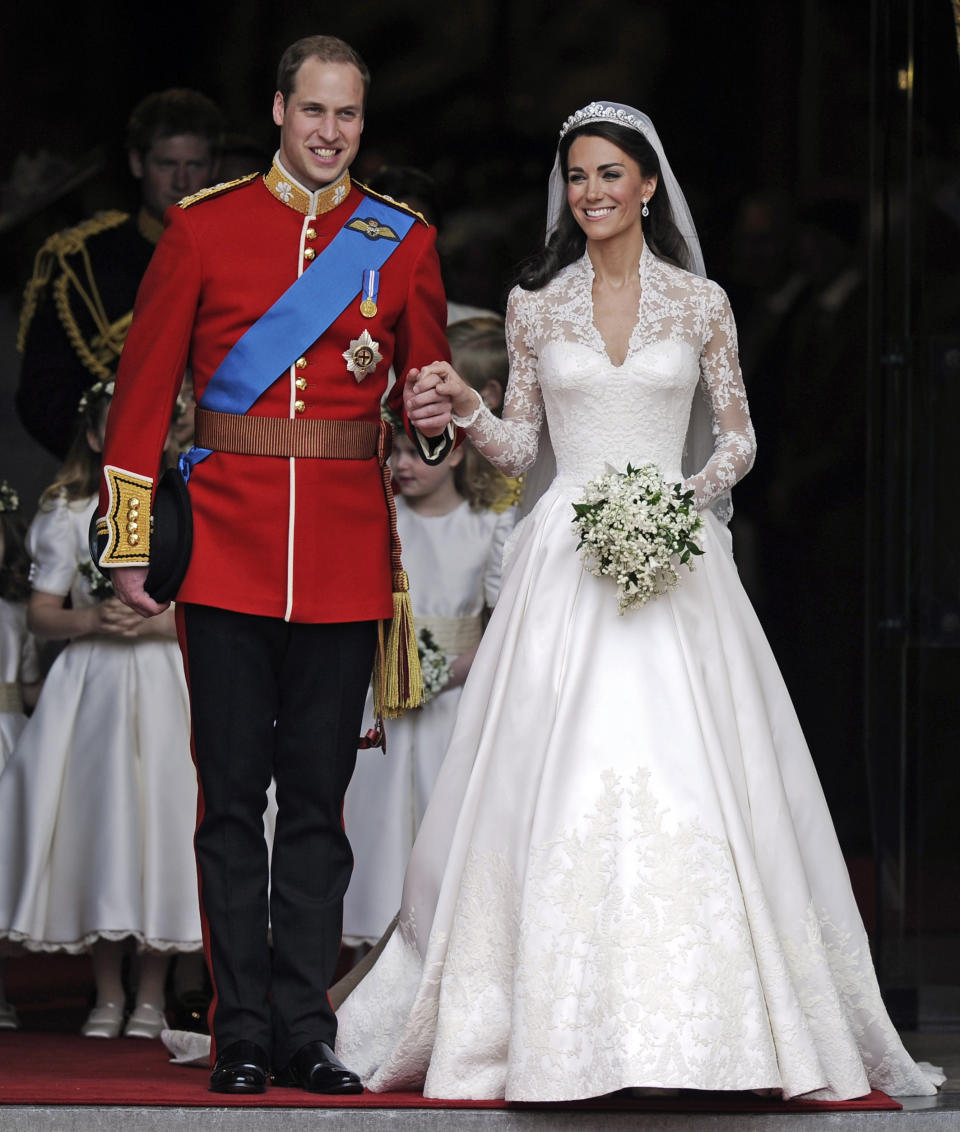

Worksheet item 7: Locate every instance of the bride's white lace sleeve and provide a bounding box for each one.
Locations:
[451,289,543,477]
[683,285,757,510]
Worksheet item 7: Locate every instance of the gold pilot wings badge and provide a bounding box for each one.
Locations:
[346,216,400,241]
[343,330,382,382]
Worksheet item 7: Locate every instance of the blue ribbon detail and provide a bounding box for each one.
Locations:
[179,197,416,481]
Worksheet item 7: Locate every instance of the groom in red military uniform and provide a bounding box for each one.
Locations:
[97,36,453,1094]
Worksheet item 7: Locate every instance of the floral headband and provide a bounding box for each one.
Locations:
[380,403,403,432]
[0,480,20,513]
[77,379,115,415]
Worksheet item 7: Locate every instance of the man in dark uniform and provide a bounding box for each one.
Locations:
[16,89,223,458]
[97,36,453,1095]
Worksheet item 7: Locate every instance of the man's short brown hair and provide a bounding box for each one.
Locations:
[275,36,370,106]
[126,89,224,158]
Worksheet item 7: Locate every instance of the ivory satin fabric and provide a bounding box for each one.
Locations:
[334,251,942,1101]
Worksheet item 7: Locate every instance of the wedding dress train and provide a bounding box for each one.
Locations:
[335,247,940,1102]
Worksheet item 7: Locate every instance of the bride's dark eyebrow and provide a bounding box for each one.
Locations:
[567,163,625,173]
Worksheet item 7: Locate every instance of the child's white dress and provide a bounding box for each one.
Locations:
[342,495,515,946]
[0,598,40,769]
[0,494,202,954]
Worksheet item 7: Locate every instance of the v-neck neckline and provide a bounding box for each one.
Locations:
[581,243,650,369]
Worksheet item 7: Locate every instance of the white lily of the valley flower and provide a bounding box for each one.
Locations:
[572,463,704,614]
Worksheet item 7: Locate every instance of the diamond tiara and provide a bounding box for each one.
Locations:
[559,102,648,140]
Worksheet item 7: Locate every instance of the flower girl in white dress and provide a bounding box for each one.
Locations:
[332,103,943,1103]
[0,385,202,1039]
[342,411,515,948]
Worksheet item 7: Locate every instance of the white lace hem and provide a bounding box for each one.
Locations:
[0,929,204,955]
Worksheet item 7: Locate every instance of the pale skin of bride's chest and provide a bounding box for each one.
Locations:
[590,277,641,368]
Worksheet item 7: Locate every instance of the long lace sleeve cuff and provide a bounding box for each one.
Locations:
[684,424,757,510]
[682,285,757,510]
[451,388,485,429]
[455,288,545,478]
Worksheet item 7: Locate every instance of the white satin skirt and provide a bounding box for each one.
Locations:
[0,635,202,954]
[335,485,942,1102]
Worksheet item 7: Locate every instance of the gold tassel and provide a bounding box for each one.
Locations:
[373,569,423,718]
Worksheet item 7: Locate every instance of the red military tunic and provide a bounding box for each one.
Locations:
[99,159,450,623]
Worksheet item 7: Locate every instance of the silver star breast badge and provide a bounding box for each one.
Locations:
[343,329,383,382]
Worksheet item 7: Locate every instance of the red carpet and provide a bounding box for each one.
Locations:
[0,1032,901,1111]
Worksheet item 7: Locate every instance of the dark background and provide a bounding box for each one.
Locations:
[0,0,878,297]
[0,0,957,1024]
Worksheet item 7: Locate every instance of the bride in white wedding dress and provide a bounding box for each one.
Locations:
[333,102,943,1103]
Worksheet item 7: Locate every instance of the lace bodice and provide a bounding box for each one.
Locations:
[456,245,756,508]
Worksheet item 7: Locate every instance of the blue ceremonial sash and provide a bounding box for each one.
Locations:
[179,196,416,479]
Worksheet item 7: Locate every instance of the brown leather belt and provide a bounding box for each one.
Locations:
[194,408,386,460]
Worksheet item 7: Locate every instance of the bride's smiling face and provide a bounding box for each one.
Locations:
[565,134,657,242]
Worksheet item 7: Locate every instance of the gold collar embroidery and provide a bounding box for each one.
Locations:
[136,207,165,245]
[263,157,351,216]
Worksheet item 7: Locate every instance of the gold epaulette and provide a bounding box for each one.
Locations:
[17,210,129,353]
[178,172,259,209]
[355,182,429,226]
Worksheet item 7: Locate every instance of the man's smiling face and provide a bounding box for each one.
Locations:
[272,57,364,191]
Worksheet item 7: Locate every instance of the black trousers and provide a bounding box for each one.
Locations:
[178,604,377,1067]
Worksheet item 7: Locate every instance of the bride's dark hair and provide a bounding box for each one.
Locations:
[518,121,692,291]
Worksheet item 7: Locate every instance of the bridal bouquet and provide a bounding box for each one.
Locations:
[417,627,452,704]
[572,463,704,614]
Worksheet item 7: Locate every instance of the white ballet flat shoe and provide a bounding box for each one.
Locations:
[0,1002,19,1030]
[81,1002,124,1039]
[123,1003,167,1040]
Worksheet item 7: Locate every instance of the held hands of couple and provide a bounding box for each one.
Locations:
[404,362,479,434]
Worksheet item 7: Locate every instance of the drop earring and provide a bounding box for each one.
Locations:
[641,199,650,218]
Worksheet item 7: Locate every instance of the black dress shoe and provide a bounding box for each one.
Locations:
[273,1040,363,1094]
[209,1039,270,1094]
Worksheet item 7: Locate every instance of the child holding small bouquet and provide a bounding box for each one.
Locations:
[0,384,202,1039]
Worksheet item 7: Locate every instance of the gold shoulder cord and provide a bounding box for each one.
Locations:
[17,211,131,381]
[354,182,429,227]
[177,172,259,210]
